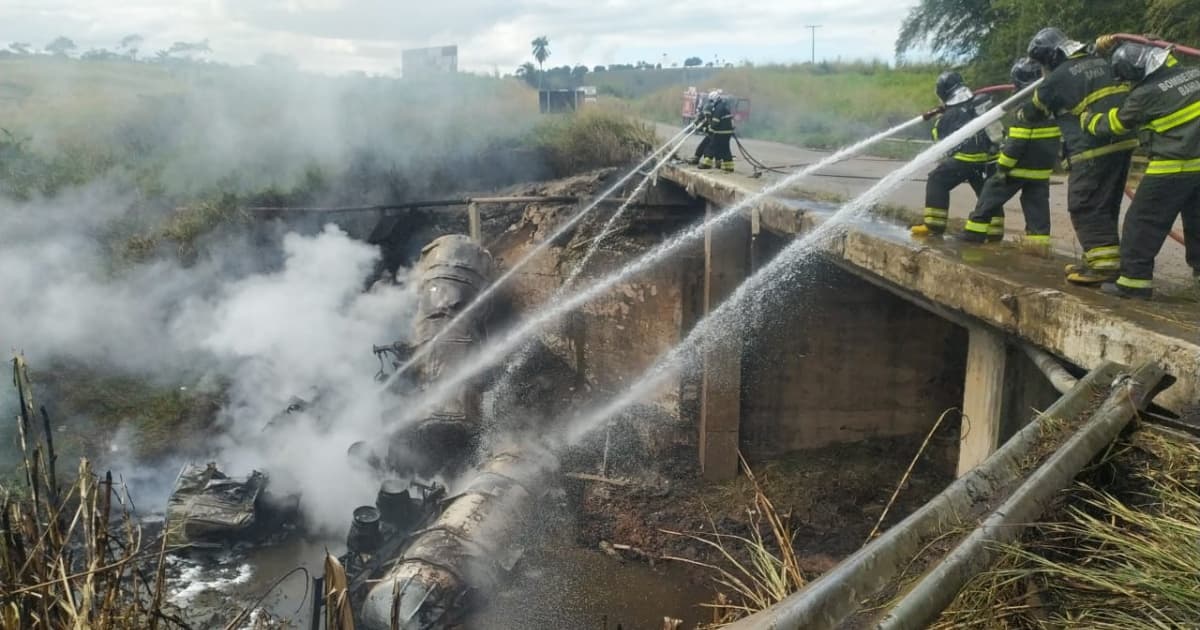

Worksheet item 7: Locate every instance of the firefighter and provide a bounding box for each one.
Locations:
[961,58,1059,247]
[1020,27,1137,285]
[911,71,996,236]
[1081,42,1200,299]
[686,90,715,165]
[700,91,735,172]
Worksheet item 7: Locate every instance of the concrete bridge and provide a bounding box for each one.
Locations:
[654,162,1199,481]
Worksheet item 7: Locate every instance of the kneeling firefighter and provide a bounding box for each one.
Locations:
[1021,27,1136,285]
[912,71,999,236]
[962,58,1060,247]
[699,91,735,172]
[1082,41,1200,299]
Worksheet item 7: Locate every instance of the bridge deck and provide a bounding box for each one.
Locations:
[661,163,1199,413]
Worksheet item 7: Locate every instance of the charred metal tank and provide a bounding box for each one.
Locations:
[391,234,495,476]
[338,449,553,629]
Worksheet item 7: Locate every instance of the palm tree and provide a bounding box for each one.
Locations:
[531,36,550,92]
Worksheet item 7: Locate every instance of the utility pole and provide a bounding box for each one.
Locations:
[805,24,822,64]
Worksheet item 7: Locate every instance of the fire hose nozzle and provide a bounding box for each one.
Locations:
[922,106,945,121]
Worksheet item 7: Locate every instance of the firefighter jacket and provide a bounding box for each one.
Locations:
[709,100,734,135]
[933,96,994,165]
[1020,52,1138,163]
[996,118,1061,180]
[1084,58,1200,175]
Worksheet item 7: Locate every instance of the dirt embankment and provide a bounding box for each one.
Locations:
[567,431,957,582]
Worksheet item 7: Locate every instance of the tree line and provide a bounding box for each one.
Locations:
[1,34,213,63]
[897,0,1200,80]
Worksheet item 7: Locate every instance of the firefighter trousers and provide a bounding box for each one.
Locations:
[965,175,1051,241]
[1066,151,1131,272]
[701,133,734,171]
[1116,172,1200,290]
[693,133,711,159]
[923,159,987,232]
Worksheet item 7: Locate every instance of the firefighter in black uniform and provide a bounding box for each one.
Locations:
[686,91,715,165]
[700,92,735,172]
[1021,27,1137,285]
[1082,42,1200,299]
[962,58,1060,247]
[912,71,996,236]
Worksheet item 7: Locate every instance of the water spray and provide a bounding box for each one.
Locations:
[554,80,1044,448]
[387,113,930,432]
[491,127,699,395]
[377,122,696,393]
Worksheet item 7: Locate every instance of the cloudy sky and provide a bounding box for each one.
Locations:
[0,1,920,75]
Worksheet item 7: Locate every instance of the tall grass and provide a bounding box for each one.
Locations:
[1,356,180,629]
[934,429,1200,629]
[662,456,806,627]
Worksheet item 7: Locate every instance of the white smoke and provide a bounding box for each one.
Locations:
[180,225,419,534]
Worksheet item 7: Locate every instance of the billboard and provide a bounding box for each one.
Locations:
[402,45,458,78]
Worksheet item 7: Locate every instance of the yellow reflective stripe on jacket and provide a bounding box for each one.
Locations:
[1146,100,1200,133]
[1145,157,1200,175]
[996,153,1018,168]
[1087,113,1102,135]
[1107,108,1127,135]
[1008,126,1061,140]
[953,152,992,163]
[1032,90,1050,114]
[710,129,734,135]
[1069,84,1131,116]
[1009,167,1052,180]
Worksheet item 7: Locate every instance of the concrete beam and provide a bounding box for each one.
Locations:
[699,202,749,481]
[958,326,1008,477]
[657,166,1200,413]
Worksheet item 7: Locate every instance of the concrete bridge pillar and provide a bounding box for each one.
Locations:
[699,202,749,481]
[958,326,1009,477]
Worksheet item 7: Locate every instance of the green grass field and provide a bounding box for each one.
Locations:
[627,63,941,151]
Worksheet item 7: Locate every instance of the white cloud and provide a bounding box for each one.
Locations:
[0,1,919,74]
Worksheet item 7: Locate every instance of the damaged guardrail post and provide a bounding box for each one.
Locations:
[875,361,1171,629]
[721,361,1128,630]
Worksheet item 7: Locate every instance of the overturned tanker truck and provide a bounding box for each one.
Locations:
[166,232,555,627]
[380,234,497,478]
[335,234,556,629]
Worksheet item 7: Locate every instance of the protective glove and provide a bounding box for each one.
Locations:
[1095,34,1119,55]
[922,105,946,121]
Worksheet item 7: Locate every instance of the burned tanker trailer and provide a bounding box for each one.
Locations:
[383,234,497,478]
[336,447,555,629]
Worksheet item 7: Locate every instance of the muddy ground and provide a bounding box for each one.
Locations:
[566,428,958,591]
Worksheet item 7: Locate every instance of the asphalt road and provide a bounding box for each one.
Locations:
[655,122,1194,286]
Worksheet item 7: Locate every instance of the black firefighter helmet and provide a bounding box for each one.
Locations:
[1010,57,1043,89]
[1111,42,1172,82]
[1028,27,1086,69]
[935,71,969,105]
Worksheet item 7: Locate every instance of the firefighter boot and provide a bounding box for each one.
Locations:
[911,224,944,237]
[1100,281,1152,301]
[720,160,736,173]
[1067,268,1119,286]
[1020,234,1052,257]
[986,216,1005,243]
[698,156,714,170]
